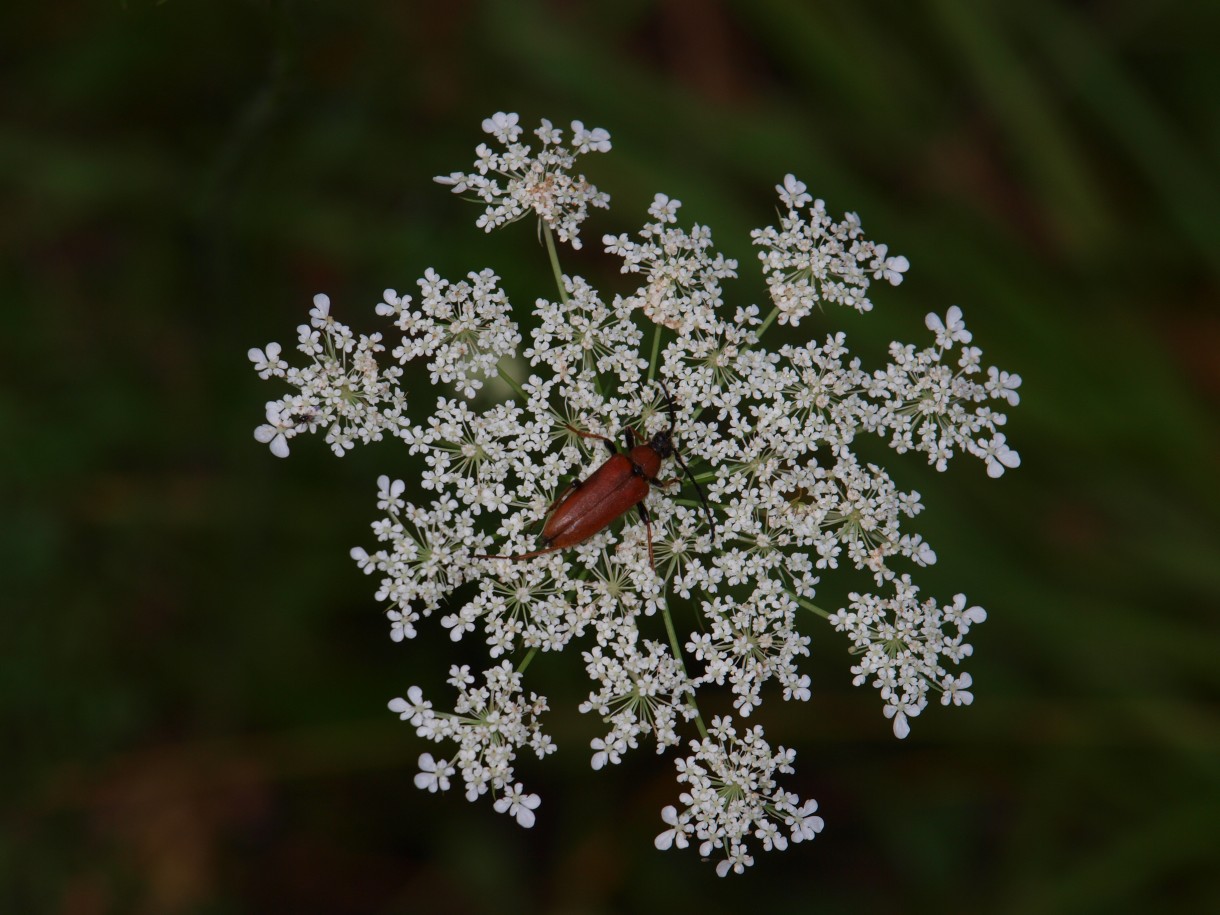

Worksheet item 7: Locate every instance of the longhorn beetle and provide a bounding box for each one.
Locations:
[477,380,714,568]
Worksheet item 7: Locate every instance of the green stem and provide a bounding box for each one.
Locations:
[542,223,569,304]
[542,221,607,397]
[516,645,539,674]
[794,594,831,619]
[659,597,708,739]
[497,363,530,401]
[647,321,663,384]
[756,305,780,340]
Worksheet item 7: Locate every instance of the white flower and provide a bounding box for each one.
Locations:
[603,197,737,333]
[250,113,1021,874]
[874,246,910,286]
[248,341,286,379]
[776,173,811,210]
[925,305,972,346]
[979,432,1022,478]
[654,804,690,850]
[350,546,375,573]
[942,671,975,707]
[391,268,520,398]
[247,295,413,457]
[655,717,816,875]
[787,799,824,842]
[751,179,906,323]
[494,783,542,828]
[829,577,985,738]
[571,120,612,154]
[253,404,292,458]
[481,111,521,144]
[886,707,913,740]
[309,292,332,327]
[436,113,611,249]
[414,753,455,792]
[646,192,681,223]
[388,686,433,727]
[389,663,553,820]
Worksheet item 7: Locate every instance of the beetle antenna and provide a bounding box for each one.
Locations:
[672,445,716,544]
[655,377,716,544]
[656,376,678,433]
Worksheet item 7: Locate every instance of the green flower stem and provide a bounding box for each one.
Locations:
[517,645,539,674]
[497,363,530,401]
[647,321,663,384]
[659,597,708,739]
[543,221,607,397]
[793,593,831,619]
[542,223,569,304]
[756,305,780,340]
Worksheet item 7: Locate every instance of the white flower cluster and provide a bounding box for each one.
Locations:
[752,174,910,325]
[870,305,1022,476]
[389,662,554,827]
[435,111,611,249]
[604,193,738,334]
[249,114,1021,874]
[248,294,411,457]
[654,717,824,877]
[378,267,521,399]
[829,577,987,739]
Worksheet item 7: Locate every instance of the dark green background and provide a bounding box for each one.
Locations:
[6,1,1218,912]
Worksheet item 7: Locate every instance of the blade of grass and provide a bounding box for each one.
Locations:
[1017,0,1220,277]
[927,0,1112,252]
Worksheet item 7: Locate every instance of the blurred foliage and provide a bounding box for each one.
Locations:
[3,0,1218,912]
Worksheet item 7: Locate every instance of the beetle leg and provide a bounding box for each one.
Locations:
[637,502,656,571]
[475,544,565,562]
[565,424,619,456]
[629,462,678,491]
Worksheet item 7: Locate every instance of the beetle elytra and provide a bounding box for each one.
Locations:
[477,380,713,567]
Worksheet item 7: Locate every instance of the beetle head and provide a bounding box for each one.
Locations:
[650,429,675,458]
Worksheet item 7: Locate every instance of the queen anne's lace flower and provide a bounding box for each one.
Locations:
[751,174,909,324]
[655,716,823,876]
[828,578,988,739]
[378,268,520,399]
[389,662,553,823]
[604,194,737,334]
[435,113,611,250]
[249,294,412,457]
[249,113,1021,872]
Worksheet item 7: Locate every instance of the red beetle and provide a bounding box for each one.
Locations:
[478,381,713,567]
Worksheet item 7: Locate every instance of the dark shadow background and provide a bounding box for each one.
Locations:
[5,1,1219,912]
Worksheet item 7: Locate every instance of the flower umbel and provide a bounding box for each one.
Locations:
[435,112,611,250]
[249,114,1021,872]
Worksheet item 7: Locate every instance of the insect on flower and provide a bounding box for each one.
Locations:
[478,380,714,568]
